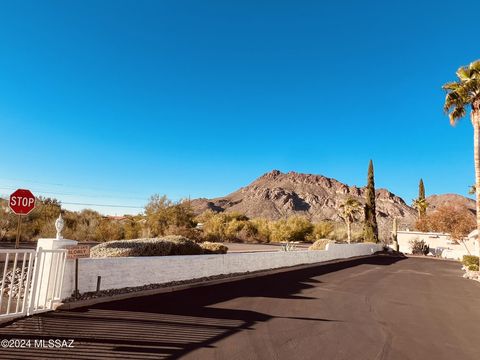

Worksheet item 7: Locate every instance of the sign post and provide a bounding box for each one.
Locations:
[65,245,90,298]
[9,189,36,248]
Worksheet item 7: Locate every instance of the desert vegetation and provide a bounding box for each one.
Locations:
[412,179,428,219]
[415,203,475,242]
[0,194,368,245]
[409,239,430,256]
[339,197,362,243]
[363,160,379,243]
[90,235,226,258]
[462,255,479,271]
[0,197,145,243]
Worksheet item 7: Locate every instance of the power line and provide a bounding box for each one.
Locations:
[0,186,149,202]
[0,196,145,210]
[0,177,150,197]
[61,201,144,209]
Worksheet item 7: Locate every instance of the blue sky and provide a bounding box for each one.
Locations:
[0,0,478,215]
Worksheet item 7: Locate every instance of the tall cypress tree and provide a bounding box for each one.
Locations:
[418,178,427,218]
[363,160,379,243]
[419,179,425,200]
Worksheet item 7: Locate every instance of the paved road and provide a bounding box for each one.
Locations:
[0,256,479,360]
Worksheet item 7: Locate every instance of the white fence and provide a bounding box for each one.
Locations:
[61,243,382,299]
[397,230,479,259]
[0,248,67,321]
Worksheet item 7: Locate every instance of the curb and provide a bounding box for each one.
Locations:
[405,255,460,262]
[56,254,388,310]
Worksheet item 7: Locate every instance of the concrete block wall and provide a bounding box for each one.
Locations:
[397,230,478,259]
[61,242,381,299]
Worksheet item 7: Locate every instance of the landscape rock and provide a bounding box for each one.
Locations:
[0,269,29,299]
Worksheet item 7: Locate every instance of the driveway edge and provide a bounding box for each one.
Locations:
[56,254,388,310]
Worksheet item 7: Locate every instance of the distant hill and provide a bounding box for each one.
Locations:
[191,170,418,239]
[426,194,476,217]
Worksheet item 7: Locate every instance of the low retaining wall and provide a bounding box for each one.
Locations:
[61,243,382,299]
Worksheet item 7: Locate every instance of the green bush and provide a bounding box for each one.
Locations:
[200,242,229,254]
[409,239,429,255]
[308,239,331,251]
[165,235,204,255]
[462,255,479,267]
[467,264,479,271]
[90,238,173,258]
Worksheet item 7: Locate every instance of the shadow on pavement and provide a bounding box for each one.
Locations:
[0,255,404,359]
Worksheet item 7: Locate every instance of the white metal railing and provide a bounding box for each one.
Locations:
[0,249,36,319]
[0,248,67,320]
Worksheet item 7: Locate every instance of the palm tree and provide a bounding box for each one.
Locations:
[443,59,480,255]
[340,197,362,243]
[412,198,428,219]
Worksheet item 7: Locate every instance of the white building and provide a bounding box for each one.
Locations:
[397,230,479,259]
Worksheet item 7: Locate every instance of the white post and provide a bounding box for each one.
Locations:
[32,215,77,312]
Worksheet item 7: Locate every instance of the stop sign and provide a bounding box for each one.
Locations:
[9,189,36,215]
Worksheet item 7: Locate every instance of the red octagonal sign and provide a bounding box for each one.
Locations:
[9,189,36,215]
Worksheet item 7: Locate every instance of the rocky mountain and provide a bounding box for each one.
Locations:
[426,194,476,216]
[191,170,418,239]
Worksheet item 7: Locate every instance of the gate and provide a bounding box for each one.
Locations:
[0,248,67,321]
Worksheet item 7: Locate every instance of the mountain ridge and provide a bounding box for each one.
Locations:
[191,170,417,239]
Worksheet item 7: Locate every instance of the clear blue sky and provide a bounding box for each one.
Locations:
[0,0,478,215]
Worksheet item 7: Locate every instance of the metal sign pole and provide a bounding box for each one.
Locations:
[15,216,22,249]
[75,258,79,299]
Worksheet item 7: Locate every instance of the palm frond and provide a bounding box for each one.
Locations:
[456,66,472,81]
[444,60,480,125]
[443,90,466,113]
[469,60,480,73]
[442,82,460,91]
[449,106,467,124]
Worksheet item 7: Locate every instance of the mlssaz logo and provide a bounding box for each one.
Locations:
[34,339,75,348]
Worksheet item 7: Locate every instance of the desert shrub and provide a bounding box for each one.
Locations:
[409,239,429,255]
[199,211,263,243]
[462,255,479,267]
[96,218,125,242]
[235,220,260,242]
[331,226,347,242]
[250,218,271,242]
[90,238,173,258]
[415,203,475,241]
[144,195,196,237]
[306,222,334,242]
[123,217,143,239]
[308,239,331,251]
[165,235,204,255]
[269,216,313,243]
[164,225,203,241]
[467,264,479,271]
[327,223,361,243]
[200,242,229,254]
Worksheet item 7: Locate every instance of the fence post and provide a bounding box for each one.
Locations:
[33,215,78,311]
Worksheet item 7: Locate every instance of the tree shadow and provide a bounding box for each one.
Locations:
[0,256,404,359]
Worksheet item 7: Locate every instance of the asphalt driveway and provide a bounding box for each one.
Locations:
[0,256,478,360]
